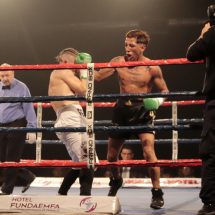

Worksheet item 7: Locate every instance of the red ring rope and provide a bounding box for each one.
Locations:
[0,58,203,71]
[0,159,201,168]
[33,100,205,108]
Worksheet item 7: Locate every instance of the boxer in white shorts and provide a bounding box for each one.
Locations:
[55,104,88,162]
[48,48,94,195]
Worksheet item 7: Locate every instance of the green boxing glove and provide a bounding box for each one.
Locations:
[143,98,164,110]
[76,53,92,79]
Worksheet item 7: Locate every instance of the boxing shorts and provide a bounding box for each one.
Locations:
[109,99,155,139]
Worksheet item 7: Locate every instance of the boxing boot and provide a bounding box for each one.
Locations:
[150,188,164,209]
[79,168,94,196]
[108,177,123,196]
[58,169,80,195]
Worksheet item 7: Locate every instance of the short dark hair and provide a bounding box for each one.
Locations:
[121,145,133,152]
[125,29,150,46]
[56,48,79,63]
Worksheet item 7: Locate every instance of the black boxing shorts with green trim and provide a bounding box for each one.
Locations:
[108,99,155,139]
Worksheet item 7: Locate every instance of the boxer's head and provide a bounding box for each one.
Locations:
[124,29,150,61]
[56,48,79,64]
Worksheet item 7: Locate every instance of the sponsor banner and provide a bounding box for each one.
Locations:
[31,177,201,188]
[0,196,121,214]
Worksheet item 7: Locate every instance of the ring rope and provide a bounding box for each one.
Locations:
[162,100,204,106]
[0,124,201,133]
[0,58,203,71]
[40,139,201,145]
[0,59,204,174]
[33,100,205,108]
[41,118,203,126]
[0,91,205,103]
[0,159,201,168]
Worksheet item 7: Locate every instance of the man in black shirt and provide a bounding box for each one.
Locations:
[186,5,215,215]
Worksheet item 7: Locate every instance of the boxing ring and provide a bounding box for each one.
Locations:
[0,59,204,214]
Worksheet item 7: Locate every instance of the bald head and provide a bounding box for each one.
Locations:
[0,63,14,86]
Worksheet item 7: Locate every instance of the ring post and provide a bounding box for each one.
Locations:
[36,102,43,162]
[172,101,178,161]
[86,63,95,169]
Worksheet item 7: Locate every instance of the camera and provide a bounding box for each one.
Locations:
[207,5,215,26]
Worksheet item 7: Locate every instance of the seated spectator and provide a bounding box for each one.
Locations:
[177,167,195,178]
[160,167,177,178]
[102,145,148,178]
[120,145,148,178]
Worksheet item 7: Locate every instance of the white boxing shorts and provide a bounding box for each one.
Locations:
[55,104,87,162]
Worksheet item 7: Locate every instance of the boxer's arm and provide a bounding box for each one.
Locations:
[94,67,115,81]
[62,69,87,96]
[151,66,169,93]
[143,66,168,110]
[94,56,120,81]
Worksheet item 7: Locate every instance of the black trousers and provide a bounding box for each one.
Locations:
[199,100,215,204]
[200,153,215,204]
[0,118,34,194]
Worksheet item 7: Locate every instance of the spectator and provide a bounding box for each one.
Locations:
[177,167,195,178]
[120,145,148,178]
